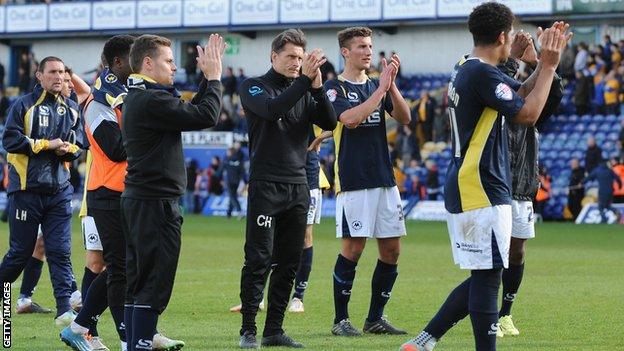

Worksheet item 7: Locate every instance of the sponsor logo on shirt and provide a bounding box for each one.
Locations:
[347,91,359,102]
[248,85,263,96]
[495,83,513,101]
[39,106,50,116]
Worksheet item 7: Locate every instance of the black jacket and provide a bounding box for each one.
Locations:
[499,59,564,201]
[239,68,337,184]
[122,75,221,199]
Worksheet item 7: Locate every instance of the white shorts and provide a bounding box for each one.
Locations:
[82,216,103,251]
[511,200,535,239]
[307,188,322,225]
[336,186,406,239]
[447,205,512,270]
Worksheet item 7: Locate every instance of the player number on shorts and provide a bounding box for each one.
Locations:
[448,107,461,157]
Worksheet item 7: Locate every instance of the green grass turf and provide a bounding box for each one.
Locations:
[1,216,623,350]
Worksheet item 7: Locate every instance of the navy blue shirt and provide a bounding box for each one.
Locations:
[324,76,394,192]
[444,56,525,213]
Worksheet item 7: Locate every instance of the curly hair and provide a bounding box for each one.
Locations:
[468,2,515,46]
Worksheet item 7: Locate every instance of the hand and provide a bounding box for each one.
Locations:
[520,39,538,66]
[378,58,397,93]
[48,138,64,150]
[389,53,401,84]
[511,30,531,59]
[538,23,573,69]
[302,49,326,81]
[312,68,323,89]
[54,142,71,156]
[307,136,324,152]
[197,34,227,81]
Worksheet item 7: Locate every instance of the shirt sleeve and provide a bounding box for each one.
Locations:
[323,80,352,122]
[239,76,312,122]
[474,63,525,118]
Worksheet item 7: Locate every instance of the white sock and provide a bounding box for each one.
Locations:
[121,341,127,351]
[70,321,89,334]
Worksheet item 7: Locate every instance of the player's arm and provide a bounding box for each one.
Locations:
[2,101,64,155]
[387,54,410,125]
[337,63,396,129]
[308,130,333,151]
[71,73,91,105]
[308,86,337,131]
[240,77,310,122]
[513,26,571,126]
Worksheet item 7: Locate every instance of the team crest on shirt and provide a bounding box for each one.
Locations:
[352,220,362,230]
[105,73,118,83]
[326,89,337,102]
[495,83,513,101]
[57,106,66,115]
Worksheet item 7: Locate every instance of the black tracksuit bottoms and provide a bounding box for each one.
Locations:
[121,198,183,314]
[240,180,309,337]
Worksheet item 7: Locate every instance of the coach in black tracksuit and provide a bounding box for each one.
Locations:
[121,35,223,351]
[238,29,337,349]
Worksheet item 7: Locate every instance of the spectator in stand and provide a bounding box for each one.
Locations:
[194,167,210,214]
[574,69,593,115]
[320,60,336,82]
[213,111,235,131]
[585,137,603,173]
[395,125,420,166]
[376,51,386,73]
[207,156,224,196]
[0,88,9,124]
[388,142,399,165]
[433,106,449,143]
[393,159,407,196]
[611,158,624,203]
[424,159,440,200]
[404,175,426,200]
[236,68,247,91]
[221,66,238,117]
[392,51,402,79]
[416,90,436,142]
[184,159,198,213]
[583,160,622,223]
[185,44,198,85]
[574,42,589,72]
[604,69,620,115]
[559,44,577,80]
[403,159,423,179]
[593,74,607,114]
[18,52,31,93]
[221,146,246,219]
[568,158,585,220]
[534,166,551,219]
[602,35,613,71]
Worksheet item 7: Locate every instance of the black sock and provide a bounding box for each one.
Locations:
[110,306,126,342]
[125,305,134,351]
[293,247,313,301]
[132,308,158,351]
[469,269,502,351]
[500,263,524,317]
[333,254,357,324]
[75,272,108,337]
[19,257,43,298]
[424,277,470,339]
[81,267,98,299]
[71,278,78,293]
[367,260,398,323]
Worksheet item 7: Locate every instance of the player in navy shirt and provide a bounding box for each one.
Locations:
[400,3,572,351]
[324,27,411,337]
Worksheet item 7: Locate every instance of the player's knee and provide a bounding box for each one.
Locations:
[379,248,400,264]
[508,247,525,265]
[86,252,105,273]
[342,246,364,262]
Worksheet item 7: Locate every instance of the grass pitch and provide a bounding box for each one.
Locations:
[1,216,623,350]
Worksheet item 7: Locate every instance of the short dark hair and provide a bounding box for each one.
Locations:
[65,66,73,76]
[468,2,515,46]
[271,29,307,54]
[38,56,64,72]
[103,35,135,67]
[338,27,373,50]
[129,34,171,73]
